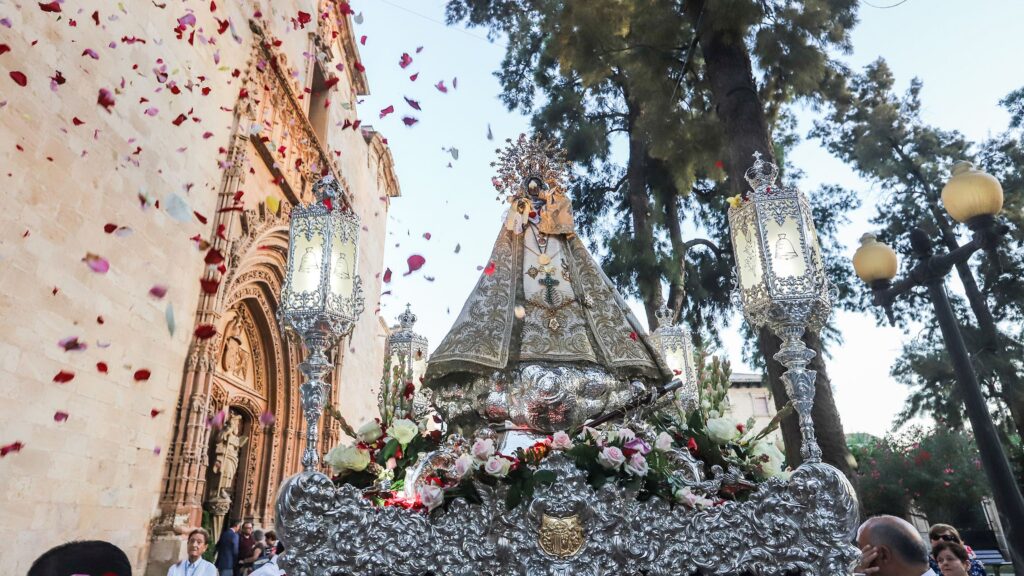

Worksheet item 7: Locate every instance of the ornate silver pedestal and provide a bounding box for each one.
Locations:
[275,454,858,576]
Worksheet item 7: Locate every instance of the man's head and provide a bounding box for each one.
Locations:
[226,518,241,532]
[265,530,277,547]
[28,540,132,576]
[241,521,253,536]
[253,529,265,543]
[186,529,210,562]
[857,515,930,576]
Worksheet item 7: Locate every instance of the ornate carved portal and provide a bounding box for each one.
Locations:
[149,25,350,547]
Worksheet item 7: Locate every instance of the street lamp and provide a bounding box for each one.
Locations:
[727,153,834,463]
[383,304,430,422]
[650,305,699,414]
[279,175,365,472]
[851,161,1023,565]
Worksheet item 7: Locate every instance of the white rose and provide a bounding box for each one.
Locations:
[705,416,741,445]
[550,431,573,450]
[483,456,511,478]
[610,427,635,443]
[674,486,713,509]
[356,420,383,443]
[453,453,474,479]
[655,431,674,452]
[597,446,626,470]
[417,484,444,511]
[751,441,787,477]
[325,445,370,474]
[471,438,496,462]
[388,418,419,446]
[624,452,649,477]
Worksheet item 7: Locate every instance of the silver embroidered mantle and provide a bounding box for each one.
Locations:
[275,454,859,576]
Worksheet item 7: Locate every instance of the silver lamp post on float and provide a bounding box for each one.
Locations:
[649,305,700,414]
[727,153,834,463]
[278,175,365,472]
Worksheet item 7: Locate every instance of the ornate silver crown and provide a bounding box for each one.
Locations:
[397,303,418,331]
[653,305,675,330]
[490,133,569,199]
[743,151,780,193]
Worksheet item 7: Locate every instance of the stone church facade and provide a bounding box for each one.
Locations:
[0,2,397,574]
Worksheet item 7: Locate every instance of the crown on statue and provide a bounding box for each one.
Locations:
[743,152,780,193]
[490,133,569,200]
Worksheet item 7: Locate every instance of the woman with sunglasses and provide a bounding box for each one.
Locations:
[927,524,985,576]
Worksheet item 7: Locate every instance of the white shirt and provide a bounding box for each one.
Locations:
[249,556,285,576]
[167,557,218,576]
[922,569,938,576]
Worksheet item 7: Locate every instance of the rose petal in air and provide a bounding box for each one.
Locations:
[54,411,69,422]
[53,370,75,383]
[259,411,275,427]
[83,252,110,273]
[404,254,425,276]
[134,369,152,381]
[193,324,217,339]
[58,336,87,352]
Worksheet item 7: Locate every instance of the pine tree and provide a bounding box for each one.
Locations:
[813,63,1024,441]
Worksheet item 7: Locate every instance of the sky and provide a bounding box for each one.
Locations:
[348,0,1024,437]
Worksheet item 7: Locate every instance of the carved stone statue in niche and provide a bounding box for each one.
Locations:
[206,411,247,538]
[222,314,249,380]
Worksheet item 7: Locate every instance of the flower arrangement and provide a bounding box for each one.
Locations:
[325,352,792,514]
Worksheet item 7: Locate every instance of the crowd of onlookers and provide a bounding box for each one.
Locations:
[211,519,284,576]
[856,517,994,576]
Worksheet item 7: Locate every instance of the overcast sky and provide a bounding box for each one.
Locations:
[349,0,1024,437]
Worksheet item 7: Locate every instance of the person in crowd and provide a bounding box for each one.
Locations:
[168,528,218,576]
[855,515,936,576]
[214,518,240,576]
[932,541,974,576]
[28,540,132,576]
[245,529,268,573]
[249,542,285,576]
[263,531,278,560]
[236,521,256,575]
[927,524,986,576]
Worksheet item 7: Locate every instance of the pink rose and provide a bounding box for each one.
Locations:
[471,438,495,462]
[453,453,474,478]
[483,455,511,478]
[417,484,444,511]
[655,431,674,452]
[625,452,649,476]
[598,446,626,470]
[624,438,651,455]
[550,431,573,450]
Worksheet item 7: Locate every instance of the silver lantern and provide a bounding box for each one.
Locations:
[727,153,834,463]
[382,304,431,422]
[279,175,365,471]
[649,305,699,414]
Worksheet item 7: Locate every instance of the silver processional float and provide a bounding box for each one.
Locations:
[274,135,859,576]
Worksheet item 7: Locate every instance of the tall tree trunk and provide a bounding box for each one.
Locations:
[661,182,686,321]
[625,103,662,328]
[688,0,855,477]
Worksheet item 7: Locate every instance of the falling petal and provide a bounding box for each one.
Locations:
[265,195,280,213]
[133,369,151,381]
[96,362,108,373]
[165,302,175,336]
[58,336,87,352]
[194,324,217,339]
[383,268,392,283]
[83,253,110,273]
[149,285,168,299]
[1,441,25,457]
[259,410,275,427]
[404,254,425,276]
[150,408,163,418]
[53,370,75,383]
[54,411,69,422]
[483,261,496,276]
[208,409,226,429]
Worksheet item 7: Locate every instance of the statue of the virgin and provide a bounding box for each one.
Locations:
[424,135,672,443]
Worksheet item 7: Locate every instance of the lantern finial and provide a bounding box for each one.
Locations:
[743,152,780,193]
[312,174,342,204]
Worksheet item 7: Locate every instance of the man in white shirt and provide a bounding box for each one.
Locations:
[856,515,936,576]
[168,528,219,576]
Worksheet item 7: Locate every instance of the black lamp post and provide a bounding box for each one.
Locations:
[852,161,1024,567]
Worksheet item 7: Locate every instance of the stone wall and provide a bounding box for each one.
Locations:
[0,1,396,573]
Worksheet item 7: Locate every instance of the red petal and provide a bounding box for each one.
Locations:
[72,117,85,126]
[399,53,412,68]
[259,411,275,427]
[297,10,311,24]
[193,324,217,339]
[383,268,392,283]
[103,223,118,233]
[204,248,224,265]
[404,97,421,111]
[404,254,426,276]
[199,277,220,294]
[171,113,188,126]
[96,362,108,373]
[483,261,496,276]
[58,336,87,351]
[150,408,163,418]
[149,285,168,299]
[1,441,25,457]
[354,62,365,72]
[402,116,419,127]
[435,80,448,93]
[628,331,638,341]
[409,72,419,82]
[379,104,394,119]
[53,370,75,383]
[97,88,115,111]
[0,44,10,55]
[53,411,69,422]
[133,369,151,381]
[38,1,61,13]
[193,210,208,224]
[9,71,27,86]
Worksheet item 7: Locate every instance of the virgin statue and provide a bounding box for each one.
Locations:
[424,135,672,442]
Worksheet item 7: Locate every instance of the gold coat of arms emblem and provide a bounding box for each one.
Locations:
[538,513,584,558]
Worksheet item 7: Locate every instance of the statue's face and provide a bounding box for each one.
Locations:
[525,177,543,199]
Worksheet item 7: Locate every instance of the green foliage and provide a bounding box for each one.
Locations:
[850,428,991,527]
[814,66,1024,434]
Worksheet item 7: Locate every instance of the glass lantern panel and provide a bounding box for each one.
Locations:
[290,228,326,296]
[803,213,825,273]
[328,223,357,300]
[733,221,764,290]
[763,215,807,279]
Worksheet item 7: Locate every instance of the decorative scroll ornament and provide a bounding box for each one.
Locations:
[275,454,859,576]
